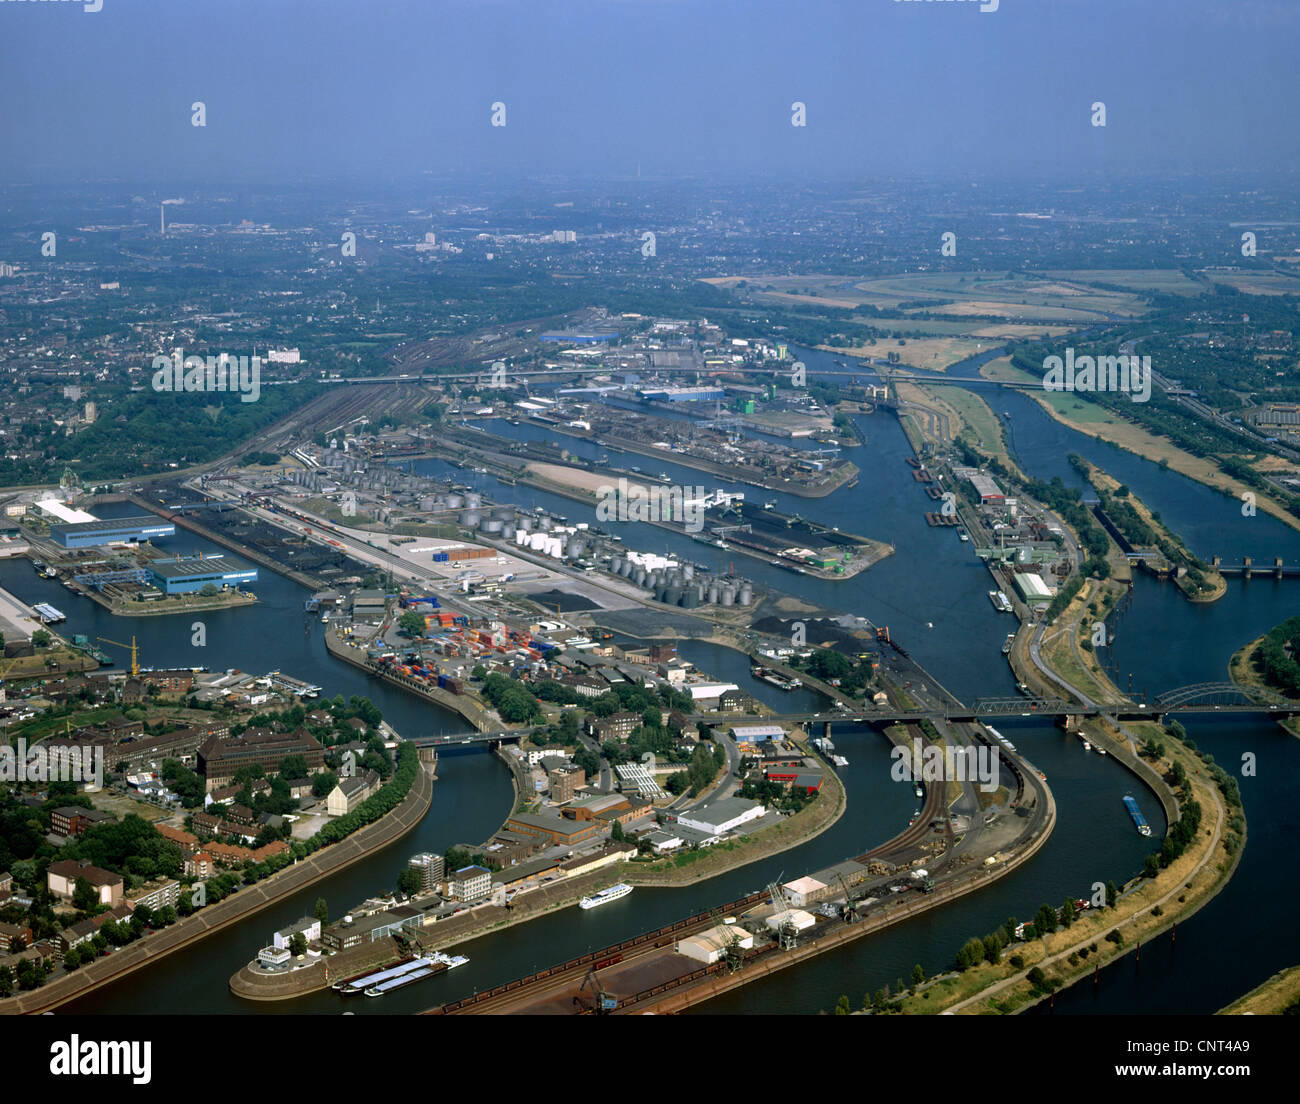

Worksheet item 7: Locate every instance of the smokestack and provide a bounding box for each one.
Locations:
[160,203,165,235]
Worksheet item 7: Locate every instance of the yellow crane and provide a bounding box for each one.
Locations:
[97,635,140,679]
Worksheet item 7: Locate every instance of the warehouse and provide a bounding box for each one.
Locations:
[638,386,727,403]
[675,796,766,837]
[1012,571,1053,610]
[147,558,258,595]
[676,922,754,965]
[50,516,176,549]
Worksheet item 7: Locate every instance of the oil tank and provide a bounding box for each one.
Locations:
[538,517,552,532]
[458,510,481,527]
[444,494,464,509]
[707,584,720,604]
[633,569,647,586]
[738,585,753,606]
[516,518,532,533]
[479,519,504,535]
[501,524,516,540]
[566,539,585,558]
[608,556,623,574]
[621,561,635,577]
[654,586,669,603]
[491,507,515,522]
[419,497,438,511]
[720,586,736,607]
[663,586,683,606]
[681,589,700,609]
[682,564,695,581]
[465,493,483,509]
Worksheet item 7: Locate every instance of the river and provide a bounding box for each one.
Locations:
[22,342,1299,1014]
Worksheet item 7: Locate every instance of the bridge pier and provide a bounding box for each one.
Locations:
[1211,555,1221,569]
[1243,556,1252,580]
[823,722,833,740]
[1277,557,1284,580]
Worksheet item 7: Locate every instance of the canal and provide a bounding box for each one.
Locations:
[26,342,1300,1014]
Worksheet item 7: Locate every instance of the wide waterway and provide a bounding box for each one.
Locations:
[29,342,1300,1015]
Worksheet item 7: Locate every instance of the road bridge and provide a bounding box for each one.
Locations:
[403,684,1297,747]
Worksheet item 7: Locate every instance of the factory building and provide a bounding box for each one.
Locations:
[50,516,176,549]
[147,558,258,594]
[638,386,728,403]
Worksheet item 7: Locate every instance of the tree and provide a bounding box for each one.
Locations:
[834,994,851,1015]
[911,963,925,988]
[1105,881,1118,908]
[0,964,12,998]
[1061,898,1077,927]
[31,629,52,648]
[63,947,82,970]
[610,819,625,843]
[288,932,308,957]
[72,876,98,912]
[314,898,329,925]
[199,583,220,597]
[396,867,423,896]
[398,611,427,637]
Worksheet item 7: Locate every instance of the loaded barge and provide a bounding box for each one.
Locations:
[1123,795,1152,837]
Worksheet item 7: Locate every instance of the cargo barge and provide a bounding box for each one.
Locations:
[1123,794,1152,837]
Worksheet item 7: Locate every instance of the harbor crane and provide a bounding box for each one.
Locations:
[573,966,617,1014]
[836,873,860,923]
[97,635,140,679]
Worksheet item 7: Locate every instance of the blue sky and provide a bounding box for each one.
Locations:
[1,0,1297,185]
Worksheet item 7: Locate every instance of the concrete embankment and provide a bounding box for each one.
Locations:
[7,762,434,1014]
[322,627,496,732]
[635,776,1058,1014]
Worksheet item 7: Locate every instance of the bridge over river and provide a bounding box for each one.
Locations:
[407,682,1296,747]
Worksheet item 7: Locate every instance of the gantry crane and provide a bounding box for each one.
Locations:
[97,635,140,679]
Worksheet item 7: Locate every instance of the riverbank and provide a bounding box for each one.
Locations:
[322,626,498,732]
[1074,459,1227,603]
[638,769,1058,1014]
[979,357,1300,538]
[1218,965,1300,1015]
[6,759,435,1014]
[1228,631,1300,738]
[902,721,1241,1015]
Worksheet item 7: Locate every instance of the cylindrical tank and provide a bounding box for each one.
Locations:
[537,517,552,532]
[621,561,634,578]
[654,586,669,603]
[664,586,682,606]
[491,506,515,521]
[566,539,585,558]
[707,584,720,604]
[682,564,695,581]
[738,585,753,606]
[465,493,483,509]
[681,589,700,609]
[444,494,464,509]
[516,517,532,533]
[478,519,503,535]
[529,532,547,551]
[501,524,516,540]
[633,569,647,586]
[458,510,481,527]
[419,497,438,511]
[721,586,736,607]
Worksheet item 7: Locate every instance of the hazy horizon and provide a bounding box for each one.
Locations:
[3,0,1298,189]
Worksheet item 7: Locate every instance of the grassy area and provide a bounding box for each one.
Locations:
[981,357,1300,537]
[1228,632,1300,737]
[826,336,990,371]
[1219,965,1300,1015]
